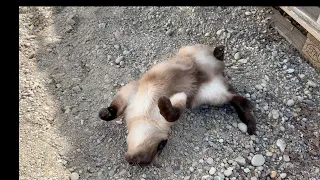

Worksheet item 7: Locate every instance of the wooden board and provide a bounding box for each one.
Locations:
[280,6,320,42]
[302,33,320,69]
[271,9,307,53]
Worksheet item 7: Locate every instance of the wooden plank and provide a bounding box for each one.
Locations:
[298,6,320,21]
[280,6,320,42]
[271,9,307,53]
[302,33,320,69]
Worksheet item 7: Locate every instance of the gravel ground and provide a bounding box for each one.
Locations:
[19,6,320,180]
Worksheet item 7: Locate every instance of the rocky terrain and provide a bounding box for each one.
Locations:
[19,6,320,180]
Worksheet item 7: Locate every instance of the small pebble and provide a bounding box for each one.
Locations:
[251,177,257,180]
[276,139,286,152]
[266,152,273,157]
[207,157,214,165]
[46,100,54,106]
[115,56,124,64]
[205,32,210,37]
[298,74,305,79]
[251,154,265,166]
[123,50,130,55]
[307,80,317,87]
[98,23,106,28]
[283,154,290,162]
[271,110,280,119]
[202,175,212,180]
[287,99,294,106]
[234,52,241,60]
[67,17,76,25]
[257,166,264,171]
[245,11,252,15]
[270,171,277,178]
[216,29,223,36]
[238,59,248,64]
[238,123,248,133]
[244,168,250,173]
[209,167,216,175]
[255,85,263,90]
[70,172,79,180]
[280,173,287,178]
[214,176,223,180]
[234,156,246,165]
[224,167,233,177]
[178,28,185,34]
[286,68,295,73]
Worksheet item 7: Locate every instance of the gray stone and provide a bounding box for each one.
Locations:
[266,152,273,157]
[307,80,317,87]
[234,156,246,165]
[238,59,248,64]
[70,172,79,180]
[271,109,280,119]
[98,23,106,28]
[207,157,214,165]
[303,100,314,105]
[238,123,248,133]
[245,11,252,16]
[286,68,295,73]
[165,166,173,173]
[234,52,241,60]
[72,86,81,93]
[276,139,286,152]
[224,167,233,177]
[178,28,185,34]
[287,99,294,106]
[257,166,264,171]
[115,56,124,64]
[244,168,250,173]
[216,29,223,36]
[280,173,287,178]
[263,105,269,111]
[213,176,223,180]
[283,154,290,162]
[255,85,263,90]
[46,100,54,106]
[202,175,213,180]
[298,74,305,79]
[108,170,115,176]
[123,50,130,55]
[209,167,216,175]
[67,18,76,25]
[251,154,265,166]
[205,32,210,37]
